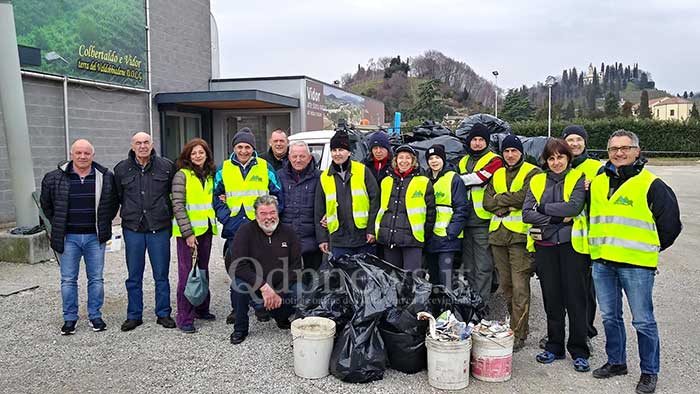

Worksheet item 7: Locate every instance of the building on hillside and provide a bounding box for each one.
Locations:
[633,97,693,121]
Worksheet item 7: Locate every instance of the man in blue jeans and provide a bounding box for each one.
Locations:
[114,132,176,331]
[588,130,682,394]
[40,139,119,335]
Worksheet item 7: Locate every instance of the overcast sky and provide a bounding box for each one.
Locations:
[211,0,699,95]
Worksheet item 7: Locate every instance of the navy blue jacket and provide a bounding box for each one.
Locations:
[277,158,321,254]
[425,164,469,253]
[213,153,283,240]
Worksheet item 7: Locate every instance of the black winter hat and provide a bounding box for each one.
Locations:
[232,127,256,150]
[561,125,588,143]
[330,130,351,151]
[501,135,524,153]
[467,123,491,144]
[426,144,447,164]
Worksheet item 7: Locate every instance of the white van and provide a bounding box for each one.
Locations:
[288,129,372,170]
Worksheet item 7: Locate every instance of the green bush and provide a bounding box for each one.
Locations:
[510,118,700,156]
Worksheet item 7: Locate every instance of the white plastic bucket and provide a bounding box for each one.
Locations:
[425,335,472,390]
[470,331,514,382]
[291,317,336,379]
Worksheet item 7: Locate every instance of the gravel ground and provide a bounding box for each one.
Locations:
[1,165,698,394]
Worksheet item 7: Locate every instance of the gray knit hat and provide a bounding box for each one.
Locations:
[232,127,256,150]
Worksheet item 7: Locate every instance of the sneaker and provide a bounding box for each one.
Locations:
[120,319,143,332]
[535,351,565,364]
[61,320,77,335]
[539,335,548,350]
[195,312,216,321]
[592,362,628,379]
[156,316,176,329]
[88,318,107,332]
[573,357,590,372]
[179,324,196,334]
[636,373,658,394]
[255,309,270,322]
[230,331,248,345]
[225,310,235,325]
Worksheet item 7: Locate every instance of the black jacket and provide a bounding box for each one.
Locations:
[377,168,436,248]
[363,154,393,183]
[40,161,119,253]
[277,159,321,254]
[259,148,288,171]
[113,149,175,232]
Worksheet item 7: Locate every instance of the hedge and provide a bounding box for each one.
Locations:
[510,118,700,156]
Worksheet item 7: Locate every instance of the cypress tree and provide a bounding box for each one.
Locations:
[639,90,652,119]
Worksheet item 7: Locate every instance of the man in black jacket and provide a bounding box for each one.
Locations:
[227,195,303,344]
[259,128,289,171]
[40,139,119,335]
[113,132,176,331]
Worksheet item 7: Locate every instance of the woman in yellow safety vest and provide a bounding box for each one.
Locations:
[522,138,591,372]
[172,138,218,333]
[376,145,435,272]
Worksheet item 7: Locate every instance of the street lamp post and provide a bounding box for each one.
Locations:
[545,75,556,138]
[492,70,499,118]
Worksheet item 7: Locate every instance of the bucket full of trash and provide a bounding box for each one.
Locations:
[470,319,514,382]
[420,310,474,390]
[291,317,336,379]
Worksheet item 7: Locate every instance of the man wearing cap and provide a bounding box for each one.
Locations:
[213,127,283,323]
[589,129,681,394]
[457,123,504,303]
[364,131,393,182]
[315,130,380,258]
[484,135,541,351]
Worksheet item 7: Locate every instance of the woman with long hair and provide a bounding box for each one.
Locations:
[172,138,218,333]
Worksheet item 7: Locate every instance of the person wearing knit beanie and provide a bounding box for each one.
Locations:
[501,134,524,155]
[365,131,393,182]
[466,123,492,155]
[232,127,256,151]
[426,143,447,166]
[330,130,351,151]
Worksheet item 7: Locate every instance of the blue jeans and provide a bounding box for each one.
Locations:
[123,228,172,319]
[593,261,659,374]
[59,234,106,321]
[231,277,302,334]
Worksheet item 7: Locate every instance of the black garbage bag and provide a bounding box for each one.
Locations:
[295,268,354,332]
[330,319,387,383]
[405,120,452,142]
[491,133,549,167]
[379,324,426,374]
[408,135,467,171]
[454,113,512,141]
[429,276,486,324]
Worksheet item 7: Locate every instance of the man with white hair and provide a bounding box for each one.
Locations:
[41,139,119,335]
[227,195,303,344]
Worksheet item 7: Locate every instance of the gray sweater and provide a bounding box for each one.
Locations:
[522,168,585,245]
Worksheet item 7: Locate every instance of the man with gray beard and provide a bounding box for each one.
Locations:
[227,195,303,344]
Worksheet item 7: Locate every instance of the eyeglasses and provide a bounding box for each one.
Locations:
[607,145,638,154]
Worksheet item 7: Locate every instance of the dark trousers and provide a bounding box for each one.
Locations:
[224,238,264,313]
[383,246,423,272]
[301,250,323,285]
[535,243,590,359]
[175,231,213,327]
[426,252,454,287]
[586,262,599,338]
[231,278,301,334]
[123,228,171,319]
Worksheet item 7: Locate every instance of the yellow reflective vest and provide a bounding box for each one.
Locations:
[588,169,660,267]
[433,171,463,238]
[320,160,370,234]
[221,157,269,220]
[376,175,430,242]
[458,151,499,220]
[172,169,218,237]
[575,157,603,181]
[529,168,589,254]
[489,162,539,236]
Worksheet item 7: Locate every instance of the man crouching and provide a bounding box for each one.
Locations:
[227,195,303,344]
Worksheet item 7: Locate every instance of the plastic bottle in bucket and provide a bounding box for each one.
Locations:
[291,317,336,379]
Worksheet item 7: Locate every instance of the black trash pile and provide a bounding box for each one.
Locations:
[405,120,452,142]
[296,253,485,383]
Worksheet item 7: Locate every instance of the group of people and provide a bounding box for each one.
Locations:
[40,122,681,394]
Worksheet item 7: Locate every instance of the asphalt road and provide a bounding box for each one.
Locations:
[1,165,698,393]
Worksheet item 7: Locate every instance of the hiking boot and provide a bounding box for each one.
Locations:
[156,316,176,329]
[195,312,216,321]
[230,331,248,345]
[88,318,107,332]
[225,310,235,325]
[120,319,143,332]
[592,362,628,379]
[61,320,77,335]
[255,309,270,322]
[636,373,657,394]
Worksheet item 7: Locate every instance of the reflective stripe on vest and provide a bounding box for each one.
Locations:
[489,162,538,235]
[376,175,429,242]
[319,161,370,234]
[432,171,463,238]
[529,168,589,254]
[588,169,660,267]
[459,151,499,220]
[172,169,218,237]
[221,157,269,220]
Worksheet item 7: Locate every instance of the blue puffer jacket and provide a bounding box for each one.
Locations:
[277,158,321,254]
[213,153,283,240]
[425,164,469,253]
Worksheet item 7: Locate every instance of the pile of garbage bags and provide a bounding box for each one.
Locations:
[296,253,485,383]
